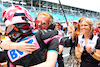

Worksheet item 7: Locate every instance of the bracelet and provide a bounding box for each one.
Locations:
[90,52,94,56]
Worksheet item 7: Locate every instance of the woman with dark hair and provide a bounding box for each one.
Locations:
[55,22,65,67]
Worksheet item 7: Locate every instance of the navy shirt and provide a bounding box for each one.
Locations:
[0,50,7,63]
[58,38,65,63]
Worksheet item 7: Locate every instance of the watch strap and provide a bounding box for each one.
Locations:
[90,52,94,55]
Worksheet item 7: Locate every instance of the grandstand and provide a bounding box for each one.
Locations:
[0,0,100,33]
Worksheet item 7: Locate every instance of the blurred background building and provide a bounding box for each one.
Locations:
[0,0,100,33]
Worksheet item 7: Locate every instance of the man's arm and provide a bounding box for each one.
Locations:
[58,45,64,55]
[30,37,59,67]
[0,37,36,54]
[58,38,64,55]
[30,51,58,67]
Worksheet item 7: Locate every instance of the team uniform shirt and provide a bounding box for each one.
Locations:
[75,34,100,67]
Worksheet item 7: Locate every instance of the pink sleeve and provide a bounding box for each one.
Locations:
[9,62,16,67]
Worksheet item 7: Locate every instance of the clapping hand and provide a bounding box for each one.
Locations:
[85,46,93,54]
[77,43,83,53]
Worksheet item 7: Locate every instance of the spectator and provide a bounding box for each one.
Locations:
[55,22,64,37]
[93,21,100,36]
[75,18,100,67]
[61,22,67,34]
[64,18,84,67]
[64,20,79,67]
[55,22,65,67]
[97,21,100,27]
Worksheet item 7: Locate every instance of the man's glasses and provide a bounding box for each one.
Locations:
[35,20,46,25]
[98,27,100,28]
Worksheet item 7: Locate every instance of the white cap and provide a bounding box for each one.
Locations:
[73,20,78,23]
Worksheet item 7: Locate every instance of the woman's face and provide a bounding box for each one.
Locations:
[55,23,61,30]
[80,21,91,34]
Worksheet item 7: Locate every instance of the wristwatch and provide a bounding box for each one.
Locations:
[90,52,94,55]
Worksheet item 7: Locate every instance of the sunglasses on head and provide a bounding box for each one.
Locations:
[35,20,46,25]
[98,27,100,28]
